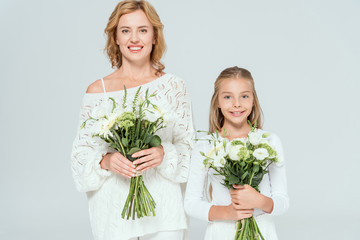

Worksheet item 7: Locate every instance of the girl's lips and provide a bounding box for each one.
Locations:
[230,111,245,117]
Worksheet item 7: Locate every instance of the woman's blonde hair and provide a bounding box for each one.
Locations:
[104,0,166,75]
[209,66,263,132]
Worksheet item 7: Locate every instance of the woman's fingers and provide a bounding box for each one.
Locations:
[107,152,136,178]
[132,146,164,172]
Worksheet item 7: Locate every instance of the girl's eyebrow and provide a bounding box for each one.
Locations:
[220,90,251,94]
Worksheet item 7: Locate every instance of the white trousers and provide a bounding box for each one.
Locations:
[129,230,184,240]
[204,214,278,240]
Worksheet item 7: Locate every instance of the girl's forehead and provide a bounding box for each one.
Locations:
[219,78,252,92]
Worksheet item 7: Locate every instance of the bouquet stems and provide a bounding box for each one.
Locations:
[235,217,264,240]
[121,175,156,220]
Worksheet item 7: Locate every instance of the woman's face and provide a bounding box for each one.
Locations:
[218,78,254,129]
[116,10,155,64]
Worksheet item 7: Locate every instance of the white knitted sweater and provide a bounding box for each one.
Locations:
[71,74,195,240]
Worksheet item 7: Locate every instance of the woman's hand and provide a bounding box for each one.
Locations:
[132,145,165,172]
[230,184,274,213]
[100,152,137,178]
[208,204,253,221]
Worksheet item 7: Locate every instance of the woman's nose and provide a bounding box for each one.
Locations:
[130,32,139,42]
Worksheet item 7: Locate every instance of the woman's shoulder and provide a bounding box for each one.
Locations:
[86,79,104,94]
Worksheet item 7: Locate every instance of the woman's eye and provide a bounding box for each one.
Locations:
[140,29,147,33]
[122,29,129,34]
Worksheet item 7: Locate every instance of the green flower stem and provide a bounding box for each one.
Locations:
[235,220,242,239]
[112,130,126,156]
[253,216,264,240]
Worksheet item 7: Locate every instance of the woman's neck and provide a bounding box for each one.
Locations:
[117,60,157,82]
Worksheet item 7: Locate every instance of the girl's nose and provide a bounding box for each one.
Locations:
[233,101,241,108]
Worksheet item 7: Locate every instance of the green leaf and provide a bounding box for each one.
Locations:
[228,174,240,185]
[253,164,259,173]
[144,134,153,144]
[150,135,161,147]
[127,147,141,156]
[121,138,128,147]
[241,171,248,180]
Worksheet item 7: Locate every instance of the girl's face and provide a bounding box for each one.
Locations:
[218,77,254,129]
[116,10,155,64]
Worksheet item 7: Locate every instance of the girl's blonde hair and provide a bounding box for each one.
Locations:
[104,0,166,75]
[209,66,263,132]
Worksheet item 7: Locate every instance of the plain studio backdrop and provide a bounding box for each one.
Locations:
[1,0,359,239]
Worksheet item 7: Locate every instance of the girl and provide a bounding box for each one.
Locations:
[71,1,194,239]
[184,66,289,240]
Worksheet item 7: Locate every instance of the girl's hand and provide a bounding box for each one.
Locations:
[100,152,137,178]
[208,204,253,221]
[230,184,274,213]
[131,145,164,172]
[225,204,254,221]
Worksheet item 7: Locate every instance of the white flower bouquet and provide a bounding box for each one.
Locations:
[199,121,282,240]
[81,87,165,220]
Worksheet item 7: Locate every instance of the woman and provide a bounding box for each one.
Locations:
[71,1,194,239]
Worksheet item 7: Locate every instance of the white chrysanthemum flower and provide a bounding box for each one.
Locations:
[253,148,269,160]
[248,131,262,146]
[97,112,119,139]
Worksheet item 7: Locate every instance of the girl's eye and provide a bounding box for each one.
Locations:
[224,96,231,99]
[242,95,249,99]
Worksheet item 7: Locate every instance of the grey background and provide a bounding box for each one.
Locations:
[1,0,359,239]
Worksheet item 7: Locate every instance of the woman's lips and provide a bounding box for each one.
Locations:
[128,46,143,53]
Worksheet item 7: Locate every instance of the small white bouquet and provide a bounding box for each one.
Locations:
[81,87,166,220]
[199,121,282,240]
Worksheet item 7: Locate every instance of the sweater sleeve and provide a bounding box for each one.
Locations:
[268,134,289,216]
[184,141,213,222]
[156,78,195,183]
[71,95,112,193]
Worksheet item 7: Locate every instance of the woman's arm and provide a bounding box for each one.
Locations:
[71,95,113,192]
[155,77,196,183]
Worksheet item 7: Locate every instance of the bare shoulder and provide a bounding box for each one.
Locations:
[86,79,104,94]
